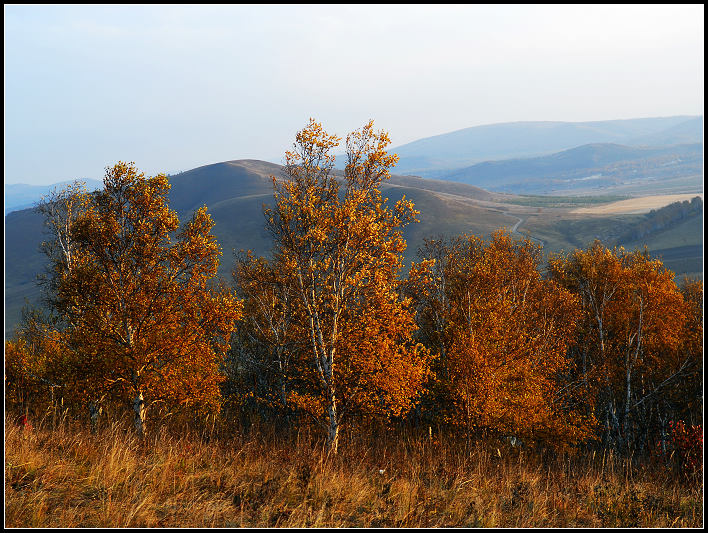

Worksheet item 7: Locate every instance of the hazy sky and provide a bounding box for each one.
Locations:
[4,4,704,185]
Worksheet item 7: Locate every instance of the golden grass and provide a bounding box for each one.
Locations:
[571,193,704,215]
[5,416,703,528]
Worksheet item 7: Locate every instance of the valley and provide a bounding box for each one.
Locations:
[5,157,702,335]
[5,116,704,334]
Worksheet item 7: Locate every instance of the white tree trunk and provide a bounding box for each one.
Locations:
[133,391,146,437]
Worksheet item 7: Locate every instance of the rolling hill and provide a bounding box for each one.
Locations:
[392,116,702,176]
[4,160,513,333]
[439,142,703,195]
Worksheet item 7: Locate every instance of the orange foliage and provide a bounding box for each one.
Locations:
[549,242,697,449]
[38,162,241,433]
[262,119,430,451]
[8,129,701,457]
[414,231,592,446]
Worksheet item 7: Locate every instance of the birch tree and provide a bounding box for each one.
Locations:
[550,242,693,451]
[45,162,241,436]
[264,119,430,452]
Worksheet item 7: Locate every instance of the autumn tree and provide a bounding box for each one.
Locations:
[36,181,91,309]
[549,242,696,451]
[412,230,591,447]
[5,312,64,423]
[226,251,306,423]
[42,162,241,436]
[263,119,430,452]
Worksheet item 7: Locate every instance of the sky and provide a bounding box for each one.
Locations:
[4,4,704,185]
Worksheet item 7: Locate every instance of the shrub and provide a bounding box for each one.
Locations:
[666,420,703,479]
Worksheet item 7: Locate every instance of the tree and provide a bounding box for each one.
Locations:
[44,162,241,436]
[549,242,695,451]
[35,181,91,320]
[5,326,61,422]
[263,119,430,452]
[413,231,591,447]
[227,251,305,423]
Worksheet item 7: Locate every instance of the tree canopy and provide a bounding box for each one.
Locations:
[29,162,242,435]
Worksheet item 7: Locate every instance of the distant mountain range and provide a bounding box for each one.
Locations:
[5,179,104,215]
[4,116,704,333]
[391,115,703,177]
[439,142,703,195]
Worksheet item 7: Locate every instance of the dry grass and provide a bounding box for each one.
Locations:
[5,416,703,528]
[571,193,704,215]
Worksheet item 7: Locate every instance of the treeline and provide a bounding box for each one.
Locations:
[5,121,703,457]
[615,196,703,245]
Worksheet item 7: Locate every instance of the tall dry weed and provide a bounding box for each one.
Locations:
[4,415,703,527]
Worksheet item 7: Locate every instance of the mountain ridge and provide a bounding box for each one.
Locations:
[391,115,703,176]
[440,142,703,194]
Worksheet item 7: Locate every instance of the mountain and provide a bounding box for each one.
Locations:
[4,179,104,215]
[392,116,702,177]
[627,116,703,146]
[440,142,703,195]
[4,160,512,333]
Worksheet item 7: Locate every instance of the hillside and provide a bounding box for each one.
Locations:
[616,197,704,278]
[3,160,513,333]
[5,420,702,528]
[627,116,704,147]
[440,142,703,195]
[520,196,703,279]
[392,116,702,176]
[4,159,702,334]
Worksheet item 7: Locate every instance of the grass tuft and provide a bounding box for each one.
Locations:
[5,416,702,527]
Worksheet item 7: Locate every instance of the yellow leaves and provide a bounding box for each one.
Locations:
[245,120,431,431]
[415,231,583,444]
[34,162,242,421]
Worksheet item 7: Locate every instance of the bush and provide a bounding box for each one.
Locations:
[666,420,703,480]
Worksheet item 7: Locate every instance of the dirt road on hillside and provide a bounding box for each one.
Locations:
[508,214,544,248]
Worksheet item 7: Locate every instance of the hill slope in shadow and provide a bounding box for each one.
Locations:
[4,160,511,333]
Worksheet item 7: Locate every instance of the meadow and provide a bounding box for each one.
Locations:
[5,414,702,528]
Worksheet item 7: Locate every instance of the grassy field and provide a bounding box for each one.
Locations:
[519,207,703,279]
[521,213,643,253]
[500,195,630,208]
[571,194,704,215]
[5,415,702,528]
